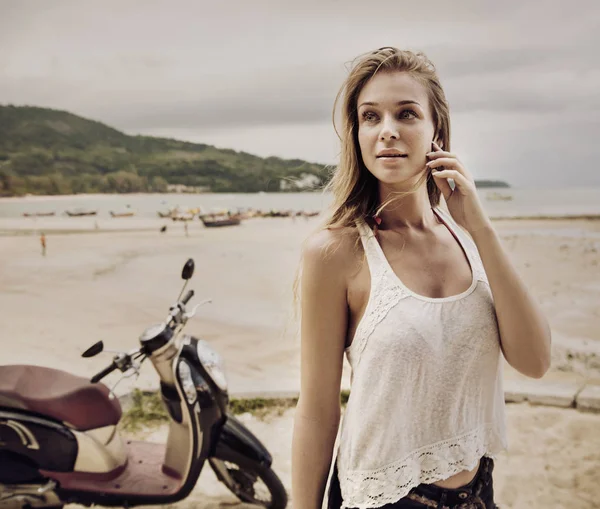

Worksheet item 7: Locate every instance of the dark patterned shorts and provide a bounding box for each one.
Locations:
[329,456,497,509]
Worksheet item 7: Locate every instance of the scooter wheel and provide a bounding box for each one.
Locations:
[209,455,287,509]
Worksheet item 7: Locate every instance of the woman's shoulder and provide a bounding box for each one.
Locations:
[302,225,362,276]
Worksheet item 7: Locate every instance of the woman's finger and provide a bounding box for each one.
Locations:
[426,150,458,160]
[427,157,473,181]
[431,169,473,192]
[426,157,462,170]
[430,170,453,199]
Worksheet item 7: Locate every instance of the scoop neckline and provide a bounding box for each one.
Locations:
[367,207,478,303]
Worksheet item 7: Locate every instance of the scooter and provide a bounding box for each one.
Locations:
[0,259,288,509]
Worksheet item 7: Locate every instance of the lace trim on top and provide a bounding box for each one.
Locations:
[339,425,504,509]
[348,209,487,367]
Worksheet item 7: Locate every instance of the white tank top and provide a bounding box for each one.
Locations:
[335,207,508,509]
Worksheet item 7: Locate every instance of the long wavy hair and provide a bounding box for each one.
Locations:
[323,46,451,228]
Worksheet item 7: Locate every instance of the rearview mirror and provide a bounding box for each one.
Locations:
[182,258,195,280]
[82,341,104,358]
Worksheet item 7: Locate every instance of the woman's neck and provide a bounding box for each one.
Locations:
[376,184,437,231]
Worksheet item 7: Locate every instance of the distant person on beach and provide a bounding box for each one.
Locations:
[292,47,551,509]
[40,232,46,256]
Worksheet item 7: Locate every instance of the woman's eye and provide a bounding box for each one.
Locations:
[361,111,378,122]
[399,110,417,119]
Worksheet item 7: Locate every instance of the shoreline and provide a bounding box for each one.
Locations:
[0,193,160,202]
[1,216,600,238]
[3,191,600,223]
[0,191,320,202]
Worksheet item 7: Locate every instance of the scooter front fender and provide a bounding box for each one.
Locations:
[212,413,272,467]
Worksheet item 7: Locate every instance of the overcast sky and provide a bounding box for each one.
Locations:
[1,0,599,188]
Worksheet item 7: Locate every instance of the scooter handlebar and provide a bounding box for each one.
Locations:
[182,289,194,305]
[91,361,118,383]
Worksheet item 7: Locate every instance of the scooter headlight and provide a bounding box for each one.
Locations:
[177,360,197,405]
[196,339,228,392]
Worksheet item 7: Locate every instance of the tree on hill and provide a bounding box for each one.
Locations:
[0,105,332,196]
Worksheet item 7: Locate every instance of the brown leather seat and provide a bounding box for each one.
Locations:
[0,365,122,431]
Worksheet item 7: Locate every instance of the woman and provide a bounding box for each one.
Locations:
[291,47,551,509]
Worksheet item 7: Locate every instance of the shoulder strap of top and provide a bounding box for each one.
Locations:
[355,218,389,281]
[433,207,488,283]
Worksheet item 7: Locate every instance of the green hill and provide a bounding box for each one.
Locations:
[0,105,509,197]
[0,105,331,196]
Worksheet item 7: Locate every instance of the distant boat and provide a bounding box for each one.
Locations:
[158,206,201,219]
[23,211,55,217]
[65,208,97,217]
[486,192,513,201]
[110,210,136,218]
[200,214,241,228]
[172,214,195,222]
[264,210,293,217]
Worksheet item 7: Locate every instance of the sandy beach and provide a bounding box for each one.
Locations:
[1,213,600,507]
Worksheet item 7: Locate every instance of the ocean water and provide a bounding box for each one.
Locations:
[0,187,599,219]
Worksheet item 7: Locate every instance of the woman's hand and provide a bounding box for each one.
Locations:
[426,141,492,235]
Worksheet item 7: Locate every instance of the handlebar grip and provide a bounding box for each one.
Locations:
[182,289,194,305]
[91,362,118,383]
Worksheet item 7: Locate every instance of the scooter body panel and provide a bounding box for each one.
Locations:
[213,413,273,466]
[0,409,78,479]
[180,337,273,466]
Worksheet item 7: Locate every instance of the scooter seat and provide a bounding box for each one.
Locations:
[0,365,122,431]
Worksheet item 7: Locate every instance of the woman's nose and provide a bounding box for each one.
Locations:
[379,116,399,140]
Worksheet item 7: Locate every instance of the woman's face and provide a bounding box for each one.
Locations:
[356,71,437,188]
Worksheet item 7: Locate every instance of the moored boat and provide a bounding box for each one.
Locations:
[65,208,97,217]
[110,210,136,218]
[158,206,201,220]
[199,213,242,227]
[171,212,195,221]
[23,211,56,217]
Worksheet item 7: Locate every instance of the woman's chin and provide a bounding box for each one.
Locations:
[375,168,422,188]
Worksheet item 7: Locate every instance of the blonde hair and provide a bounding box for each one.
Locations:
[324,46,451,229]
